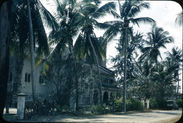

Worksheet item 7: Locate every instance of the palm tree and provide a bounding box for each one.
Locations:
[27,0,36,102]
[166,47,182,94]
[50,0,115,106]
[73,0,116,104]
[152,61,178,101]
[175,12,183,25]
[139,25,174,63]
[132,59,154,101]
[103,0,155,112]
[9,0,57,102]
[0,1,9,116]
[48,0,86,111]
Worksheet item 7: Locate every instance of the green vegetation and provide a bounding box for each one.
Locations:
[1,0,182,116]
[91,104,105,114]
[176,99,182,108]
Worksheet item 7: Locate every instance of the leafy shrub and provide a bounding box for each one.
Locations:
[91,104,105,114]
[61,105,71,112]
[176,99,182,108]
[55,104,62,112]
[156,98,167,109]
[150,98,167,109]
[126,98,144,111]
[114,98,123,112]
[113,98,144,112]
[150,98,158,109]
[25,100,56,116]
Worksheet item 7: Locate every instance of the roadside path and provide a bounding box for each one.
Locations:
[34,110,182,123]
[3,109,182,122]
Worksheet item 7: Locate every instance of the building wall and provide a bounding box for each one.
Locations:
[8,56,120,108]
[20,58,50,101]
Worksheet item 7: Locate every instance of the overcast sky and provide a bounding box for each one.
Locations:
[41,0,182,92]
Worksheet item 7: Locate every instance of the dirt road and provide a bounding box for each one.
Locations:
[3,109,182,122]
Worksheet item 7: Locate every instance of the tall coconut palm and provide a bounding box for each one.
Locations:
[9,0,57,102]
[103,0,155,112]
[50,0,115,106]
[139,25,174,63]
[74,0,116,104]
[49,0,87,111]
[27,0,36,102]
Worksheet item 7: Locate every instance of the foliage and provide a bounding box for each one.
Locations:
[149,98,158,109]
[176,99,182,108]
[114,97,123,112]
[126,98,144,111]
[149,98,167,110]
[139,25,174,63]
[55,104,71,112]
[25,100,56,116]
[91,104,105,114]
[43,52,74,107]
[113,98,144,112]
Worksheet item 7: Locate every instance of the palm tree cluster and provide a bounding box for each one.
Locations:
[0,0,182,115]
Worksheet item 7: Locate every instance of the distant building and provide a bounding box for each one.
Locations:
[7,51,120,109]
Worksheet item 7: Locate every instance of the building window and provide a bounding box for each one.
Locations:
[28,74,31,82]
[25,73,31,82]
[39,75,44,84]
[9,72,12,81]
[25,73,28,82]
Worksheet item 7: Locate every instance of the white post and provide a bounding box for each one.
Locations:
[17,93,26,120]
[146,99,150,109]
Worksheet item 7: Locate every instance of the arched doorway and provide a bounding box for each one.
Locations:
[93,90,98,105]
[103,91,108,104]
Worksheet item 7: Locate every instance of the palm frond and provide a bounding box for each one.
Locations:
[128,2,150,17]
[94,20,111,29]
[37,0,58,31]
[130,17,155,27]
[110,9,121,19]
[92,2,116,18]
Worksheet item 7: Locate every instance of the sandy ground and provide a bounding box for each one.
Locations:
[3,108,182,123]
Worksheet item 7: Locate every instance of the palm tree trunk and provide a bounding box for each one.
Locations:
[123,26,128,112]
[27,0,35,102]
[118,0,127,112]
[0,1,9,116]
[88,36,103,104]
[68,43,79,112]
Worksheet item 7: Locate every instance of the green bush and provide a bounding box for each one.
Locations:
[176,99,182,108]
[91,104,105,114]
[113,98,144,112]
[61,105,70,112]
[114,98,123,112]
[126,98,144,111]
[150,98,158,109]
[156,99,167,109]
[150,98,167,109]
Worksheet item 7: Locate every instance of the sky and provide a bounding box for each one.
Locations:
[41,0,182,92]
